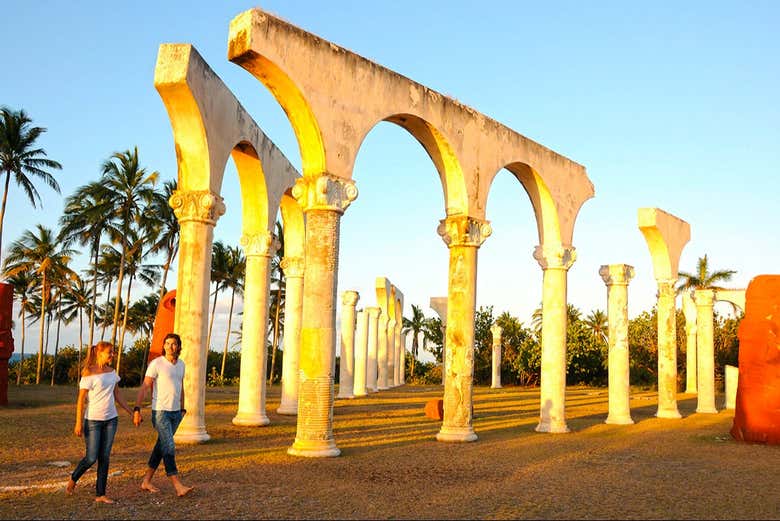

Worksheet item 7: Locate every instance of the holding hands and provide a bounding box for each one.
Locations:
[133,407,143,427]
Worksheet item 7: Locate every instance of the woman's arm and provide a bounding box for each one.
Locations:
[74,389,88,436]
[113,385,133,416]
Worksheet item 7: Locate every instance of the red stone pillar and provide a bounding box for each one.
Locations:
[0,282,15,406]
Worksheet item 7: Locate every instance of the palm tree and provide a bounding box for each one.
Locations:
[531,303,582,337]
[95,247,122,340]
[6,269,36,384]
[677,254,736,293]
[60,275,92,372]
[0,108,62,267]
[584,309,608,345]
[147,179,179,301]
[402,304,426,377]
[99,147,158,347]
[207,240,230,350]
[127,292,159,378]
[221,245,245,379]
[3,225,74,383]
[59,181,112,349]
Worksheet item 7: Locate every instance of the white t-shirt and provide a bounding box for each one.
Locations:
[145,356,185,411]
[79,370,121,421]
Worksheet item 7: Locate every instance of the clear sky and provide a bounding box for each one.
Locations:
[2,1,778,358]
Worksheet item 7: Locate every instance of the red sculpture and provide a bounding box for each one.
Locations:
[149,290,176,363]
[0,282,15,406]
[731,275,780,444]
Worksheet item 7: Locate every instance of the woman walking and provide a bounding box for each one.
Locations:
[66,341,133,503]
[133,332,193,496]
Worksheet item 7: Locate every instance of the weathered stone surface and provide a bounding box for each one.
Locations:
[731,275,780,444]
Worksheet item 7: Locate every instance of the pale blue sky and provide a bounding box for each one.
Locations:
[2,1,778,355]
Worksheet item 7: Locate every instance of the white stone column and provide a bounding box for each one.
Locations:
[694,288,717,414]
[287,174,357,458]
[366,307,380,393]
[682,291,697,394]
[400,331,407,384]
[655,279,682,418]
[277,255,304,415]
[387,318,396,388]
[436,215,491,443]
[534,244,576,433]
[337,290,359,399]
[490,324,503,389]
[600,264,635,425]
[233,231,278,426]
[724,365,738,409]
[377,313,389,390]
[169,190,224,443]
[353,309,368,397]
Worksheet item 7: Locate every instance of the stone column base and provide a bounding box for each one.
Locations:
[353,391,367,397]
[377,385,389,391]
[276,402,298,415]
[490,384,502,389]
[534,420,570,433]
[655,407,682,419]
[288,439,341,458]
[336,391,354,399]
[695,406,718,414]
[436,426,478,442]
[232,412,270,426]
[173,430,211,444]
[605,415,634,425]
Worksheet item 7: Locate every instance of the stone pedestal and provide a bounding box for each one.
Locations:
[724,364,738,410]
[656,280,682,419]
[366,307,380,393]
[233,232,277,426]
[490,324,502,389]
[288,174,357,458]
[600,264,635,425]
[353,310,369,397]
[278,256,304,415]
[694,289,717,414]
[436,216,490,443]
[534,244,575,433]
[682,291,698,394]
[337,291,359,399]
[169,190,225,443]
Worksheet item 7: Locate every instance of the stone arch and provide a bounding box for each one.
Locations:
[154,43,300,442]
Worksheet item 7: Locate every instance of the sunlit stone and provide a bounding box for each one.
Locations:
[601,264,635,425]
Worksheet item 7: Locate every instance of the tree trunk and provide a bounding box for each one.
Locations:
[159,249,174,301]
[220,287,236,379]
[16,303,26,385]
[51,293,62,386]
[116,272,134,375]
[88,241,100,349]
[268,288,282,385]
[0,170,11,267]
[206,283,219,350]
[109,244,128,346]
[411,332,419,378]
[77,305,84,384]
[35,274,47,384]
[100,280,112,341]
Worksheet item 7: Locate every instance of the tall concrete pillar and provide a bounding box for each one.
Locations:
[233,232,279,426]
[490,324,503,389]
[277,255,304,415]
[682,291,698,394]
[353,309,369,397]
[600,264,635,425]
[436,215,491,442]
[377,313,389,390]
[387,318,396,388]
[366,307,380,392]
[169,189,225,443]
[337,291,359,399]
[638,207,690,420]
[534,244,576,433]
[694,288,717,413]
[287,174,357,458]
[399,331,407,385]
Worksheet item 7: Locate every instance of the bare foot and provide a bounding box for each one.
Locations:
[95,496,115,504]
[65,479,76,495]
[140,482,160,493]
[175,485,194,497]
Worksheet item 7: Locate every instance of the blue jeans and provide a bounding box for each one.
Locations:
[148,410,183,476]
[71,417,118,497]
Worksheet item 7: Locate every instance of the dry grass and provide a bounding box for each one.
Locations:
[1,383,778,520]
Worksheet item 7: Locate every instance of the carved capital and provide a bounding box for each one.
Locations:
[169,190,226,225]
[365,306,381,319]
[656,279,676,300]
[341,290,360,307]
[280,256,305,278]
[490,324,502,343]
[436,215,492,248]
[533,244,576,270]
[599,264,635,286]
[694,288,715,307]
[240,231,280,257]
[291,174,358,214]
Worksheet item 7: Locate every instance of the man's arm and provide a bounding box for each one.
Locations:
[133,376,154,426]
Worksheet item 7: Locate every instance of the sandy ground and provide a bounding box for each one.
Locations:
[1,383,778,520]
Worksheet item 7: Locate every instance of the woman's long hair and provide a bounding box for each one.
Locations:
[81,341,113,376]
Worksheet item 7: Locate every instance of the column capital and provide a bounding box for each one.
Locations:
[169,189,225,225]
[490,324,503,341]
[533,244,577,270]
[366,306,381,319]
[240,231,280,257]
[291,174,358,214]
[599,264,635,286]
[694,288,715,306]
[341,290,360,306]
[437,215,492,248]
[280,256,305,278]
